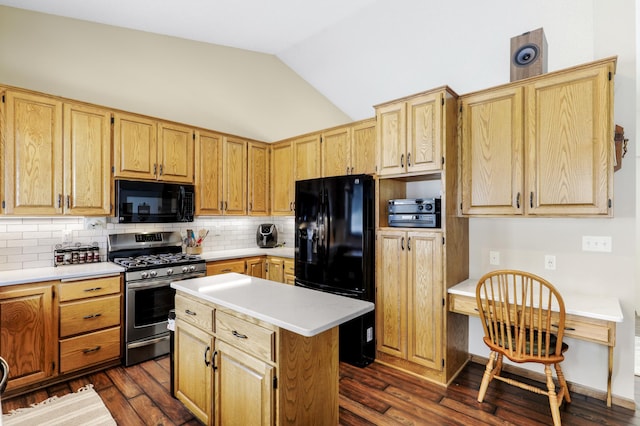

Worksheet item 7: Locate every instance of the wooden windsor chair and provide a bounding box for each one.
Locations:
[475,270,571,426]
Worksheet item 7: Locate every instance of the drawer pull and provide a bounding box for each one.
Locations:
[232,330,248,339]
[83,346,101,354]
[83,313,102,320]
[185,309,197,316]
[84,287,103,292]
[551,324,576,331]
[212,350,218,371]
[221,268,232,272]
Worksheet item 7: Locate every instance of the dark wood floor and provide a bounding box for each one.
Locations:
[2,356,638,425]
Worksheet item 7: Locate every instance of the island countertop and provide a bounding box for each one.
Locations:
[171,272,374,337]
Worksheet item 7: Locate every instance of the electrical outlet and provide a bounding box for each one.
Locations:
[544,255,556,270]
[489,251,500,265]
[582,236,612,252]
[62,229,73,243]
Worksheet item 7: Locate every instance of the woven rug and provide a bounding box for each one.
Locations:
[2,384,116,425]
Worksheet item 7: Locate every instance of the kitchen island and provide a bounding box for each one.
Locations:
[171,272,374,425]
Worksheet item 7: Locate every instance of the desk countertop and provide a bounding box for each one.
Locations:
[171,272,374,337]
[449,278,623,323]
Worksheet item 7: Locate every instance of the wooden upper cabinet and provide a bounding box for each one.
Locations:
[377,89,448,177]
[248,141,269,216]
[63,103,112,216]
[351,119,377,175]
[460,57,615,216]
[4,91,63,215]
[113,113,194,183]
[195,130,223,215]
[460,86,524,215]
[270,141,294,215]
[222,136,247,215]
[113,112,157,180]
[526,62,613,216]
[294,133,321,181]
[322,126,351,177]
[158,122,195,184]
[321,118,376,177]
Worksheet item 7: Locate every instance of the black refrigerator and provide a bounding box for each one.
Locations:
[295,174,375,367]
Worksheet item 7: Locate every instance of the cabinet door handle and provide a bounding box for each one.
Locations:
[83,346,101,354]
[350,167,354,174]
[153,164,157,175]
[83,313,102,320]
[530,192,534,208]
[66,195,71,209]
[400,154,404,168]
[401,237,405,251]
[224,201,228,211]
[407,237,411,251]
[159,164,163,176]
[516,192,521,209]
[232,330,248,339]
[185,309,197,316]
[58,194,62,208]
[249,202,252,212]
[407,152,412,167]
[204,346,211,367]
[212,350,218,371]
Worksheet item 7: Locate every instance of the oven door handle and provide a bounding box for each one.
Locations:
[127,334,170,349]
[126,273,206,290]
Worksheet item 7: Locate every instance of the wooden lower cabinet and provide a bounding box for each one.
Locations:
[0,282,56,392]
[215,340,274,425]
[175,319,214,424]
[266,256,294,284]
[58,275,122,374]
[206,259,246,276]
[376,230,446,379]
[0,275,122,396]
[174,292,339,426]
[246,257,266,278]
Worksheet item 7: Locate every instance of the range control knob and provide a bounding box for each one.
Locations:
[189,265,196,272]
[166,268,173,276]
[182,266,189,273]
[141,271,149,279]
[149,270,157,278]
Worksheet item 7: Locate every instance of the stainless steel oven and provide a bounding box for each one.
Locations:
[108,232,206,366]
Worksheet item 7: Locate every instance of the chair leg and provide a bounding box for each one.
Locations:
[545,364,562,426]
[477,351,496,403]
[554,363,571,404]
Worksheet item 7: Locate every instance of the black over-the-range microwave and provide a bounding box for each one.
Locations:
[114,179,195,223]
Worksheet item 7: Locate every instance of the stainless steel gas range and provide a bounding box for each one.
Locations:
[108,231,206,366]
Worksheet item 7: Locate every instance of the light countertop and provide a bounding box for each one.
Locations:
[200,247,294,261]
[0,262,124,286]
[449,278,623,323]
[171,272,374,337]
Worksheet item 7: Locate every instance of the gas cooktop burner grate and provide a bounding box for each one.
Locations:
[113,253,202,269]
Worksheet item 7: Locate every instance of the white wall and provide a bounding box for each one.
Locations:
[0,6,350,142]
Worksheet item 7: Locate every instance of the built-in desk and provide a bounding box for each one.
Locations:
[448,278,624,407]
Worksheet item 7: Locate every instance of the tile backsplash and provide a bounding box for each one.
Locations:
[0,216,295,271]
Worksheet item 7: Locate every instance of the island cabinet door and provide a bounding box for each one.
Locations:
[174,320,214,425]
[215,340,275,426]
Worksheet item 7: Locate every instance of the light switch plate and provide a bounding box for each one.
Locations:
[489,251,500,265]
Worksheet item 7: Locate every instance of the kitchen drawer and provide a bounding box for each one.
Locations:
[58,275,121,302]
[60,294,121,337]
[216,310,275,362]
[449,293,614,346]
[175,294,214,332]
[207,259,246,276]
[284,259,294,276]
[59,326,121,373]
